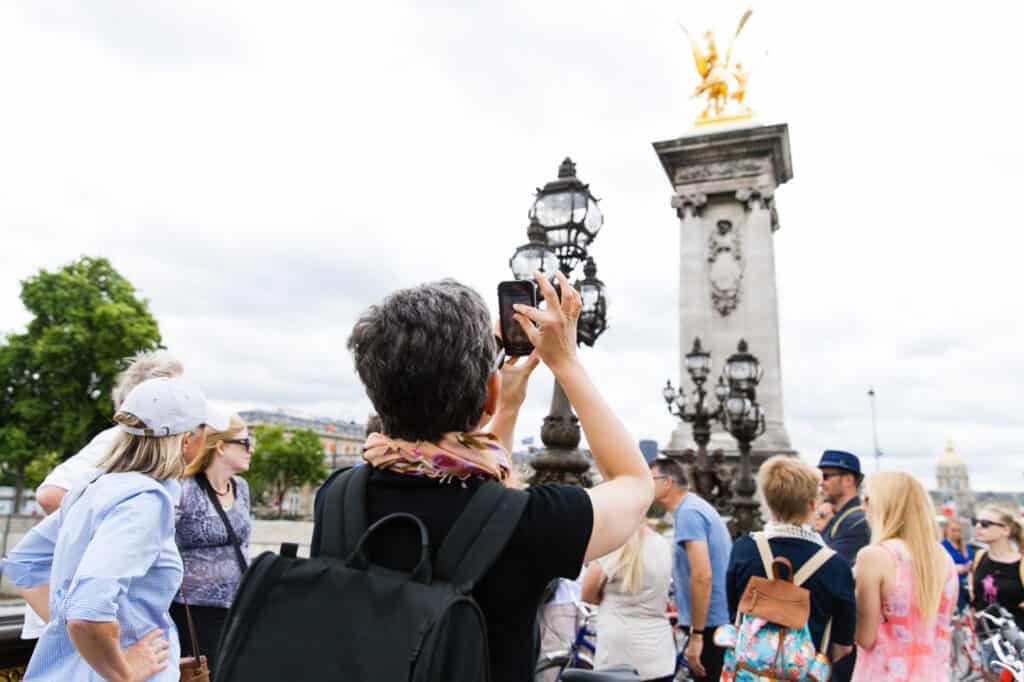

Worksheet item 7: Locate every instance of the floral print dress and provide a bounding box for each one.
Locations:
[852,539,957,682]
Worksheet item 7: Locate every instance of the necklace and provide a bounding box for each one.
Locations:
[208,480,231,496]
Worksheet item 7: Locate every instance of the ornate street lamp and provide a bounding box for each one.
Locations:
[662,338,729,506]
[721,339,767,535]
[575,257,608,347]
[509,218,559,281]
[529,158,603,275]
[512,158,608,487]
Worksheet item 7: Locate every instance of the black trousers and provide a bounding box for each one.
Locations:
[169,602,229,674]
[682,626,726,682]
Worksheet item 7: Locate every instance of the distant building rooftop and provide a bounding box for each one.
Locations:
[240,409,365,438]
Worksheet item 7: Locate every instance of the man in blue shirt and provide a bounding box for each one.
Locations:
[652,458,732,682]
[817,450,870,564]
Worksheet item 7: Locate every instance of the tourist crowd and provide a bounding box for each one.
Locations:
[0,271,1017,682]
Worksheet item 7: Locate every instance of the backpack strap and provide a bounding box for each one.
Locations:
[793,546,836,587]
[971,548,987,572]
[314,465,370,559]
[820,618,833,654]
[752,532,774,578]
[435,481,529,593]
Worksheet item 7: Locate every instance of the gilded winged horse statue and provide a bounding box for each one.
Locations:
[679,9,754,124]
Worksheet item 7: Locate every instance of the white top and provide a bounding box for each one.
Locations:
[22,427,120,639]
[594,530,676,679]
[38,427,119,492]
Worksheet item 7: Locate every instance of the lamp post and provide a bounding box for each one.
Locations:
[720,339,766,535]
[662,338,731,507]
[511,158,607,487]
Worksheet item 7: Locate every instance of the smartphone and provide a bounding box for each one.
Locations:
[498,280,538,356]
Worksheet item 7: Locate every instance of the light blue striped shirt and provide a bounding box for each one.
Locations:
[2,471,183,681]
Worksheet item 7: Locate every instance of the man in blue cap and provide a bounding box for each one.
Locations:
[817,450,869,682]
[817,450,870,564]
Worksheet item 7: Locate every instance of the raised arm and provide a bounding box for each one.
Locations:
[513,271,653,563]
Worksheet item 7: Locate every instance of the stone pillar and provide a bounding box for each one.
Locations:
[654,123,795,457]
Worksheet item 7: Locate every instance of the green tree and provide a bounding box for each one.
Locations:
[247,424,328,518]
[0,256,162,511]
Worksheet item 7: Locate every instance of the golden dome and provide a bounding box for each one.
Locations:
[938,437,966,466]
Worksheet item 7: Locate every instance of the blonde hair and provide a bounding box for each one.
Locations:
[864,471,947,620]
[99,412,187,481]
[608,527,646,596]
[757,455,819,524]
[111,350,184,410]
[979,505,1024,548]
[184,414,247,478]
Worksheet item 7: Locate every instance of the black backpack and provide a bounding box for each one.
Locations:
[213,465,529,682]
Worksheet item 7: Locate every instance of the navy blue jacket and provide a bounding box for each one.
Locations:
[822,497,870,564]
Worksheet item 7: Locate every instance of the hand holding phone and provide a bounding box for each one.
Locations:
[497,280,538,356]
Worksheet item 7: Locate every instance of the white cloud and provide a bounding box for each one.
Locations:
[1,0,1021,489]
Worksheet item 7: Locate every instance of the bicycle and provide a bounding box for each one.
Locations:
[951,608,985,681]
[972,604,1024,682]
[534,599,597,680]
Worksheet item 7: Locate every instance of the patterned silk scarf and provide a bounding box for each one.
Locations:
[363,431,512,485]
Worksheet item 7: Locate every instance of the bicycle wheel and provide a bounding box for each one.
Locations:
[534,652,594,682]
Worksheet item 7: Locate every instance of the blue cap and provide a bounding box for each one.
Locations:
[817,450,862,477]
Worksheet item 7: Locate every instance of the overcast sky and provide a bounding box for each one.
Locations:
[2,1,1021,491]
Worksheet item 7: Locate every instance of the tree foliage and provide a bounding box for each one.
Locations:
[247,424,328,517]
[0,256,162,511]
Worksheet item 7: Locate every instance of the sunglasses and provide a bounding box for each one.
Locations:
[821,472,845,481]
[974,519,1006,529]
[223,437,254,452]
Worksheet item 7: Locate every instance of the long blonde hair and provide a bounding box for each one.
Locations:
[183,414,247,478]
[608,527,646,595]
[99,412,187,481]
[865,471,947,620]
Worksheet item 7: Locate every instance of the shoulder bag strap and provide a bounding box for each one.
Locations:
[195,473,247,574]
[315,465,370,559]
[435,482,529,594]
[183,600,203,660]
[828,505,864,539]
[752,532,774,577]
[793,546,836,587]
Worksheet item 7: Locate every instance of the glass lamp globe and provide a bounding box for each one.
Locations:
[528,157,603,274]
[685,337,712,381]
[662,380,677,405]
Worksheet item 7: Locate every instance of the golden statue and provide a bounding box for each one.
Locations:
[680,9,754,126]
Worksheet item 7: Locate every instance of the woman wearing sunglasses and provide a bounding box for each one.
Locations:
[170,414,253,674]
[970,506,1024,628]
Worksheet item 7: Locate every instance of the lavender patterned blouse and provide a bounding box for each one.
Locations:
[174,475,252,609]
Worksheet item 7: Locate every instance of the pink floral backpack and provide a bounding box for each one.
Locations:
[713,533,834,682]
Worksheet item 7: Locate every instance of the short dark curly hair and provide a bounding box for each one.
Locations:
[347,280,497,443]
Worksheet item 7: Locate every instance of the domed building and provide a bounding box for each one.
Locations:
[936,438,975,531]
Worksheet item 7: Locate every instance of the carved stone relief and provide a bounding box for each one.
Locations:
[708,219,742,316]
[673,158,768,185]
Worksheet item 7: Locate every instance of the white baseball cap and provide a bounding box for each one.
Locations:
[117,377,231,436]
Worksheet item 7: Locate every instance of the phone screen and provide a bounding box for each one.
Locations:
[498,282,537,355]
